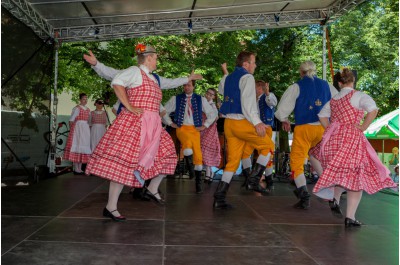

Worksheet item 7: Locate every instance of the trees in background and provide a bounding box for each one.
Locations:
[57,0,398,117]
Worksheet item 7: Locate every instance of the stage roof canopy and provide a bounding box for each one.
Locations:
[2,0,365,43]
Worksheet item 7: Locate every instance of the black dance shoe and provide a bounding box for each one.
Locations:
[103,208,126,222]
[344,217,362,227]
[73,171,84,175]
[328,199,343,218]
[143,188,165,205]
[204,176,213,184]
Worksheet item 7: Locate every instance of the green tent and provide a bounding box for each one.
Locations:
[365,109,399,140]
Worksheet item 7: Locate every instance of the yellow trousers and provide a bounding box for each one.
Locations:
[242,126,274,169]
[176,125,202,166]
[224,119,274,172]
[290,124,324,178]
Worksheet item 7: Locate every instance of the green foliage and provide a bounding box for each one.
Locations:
[53,0,400,116]
[1,8,54,131]
[328,0,399,115]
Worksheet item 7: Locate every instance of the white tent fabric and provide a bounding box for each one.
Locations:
[365,109,399,140]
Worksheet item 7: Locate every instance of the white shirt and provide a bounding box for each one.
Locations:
[275,81,338,124]
[163,93,217,128]
[93,61,189,89]
[318,87,378,118]
[258,92,278,110]
[208,100,219,121]
[218,74,262,126]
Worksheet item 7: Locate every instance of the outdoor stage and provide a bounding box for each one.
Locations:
[2,173,398,265]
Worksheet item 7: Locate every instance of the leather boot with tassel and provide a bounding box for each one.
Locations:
[213,181,233,209]
[195,170,203,194]
[246,163,269,195]
[184,155,195,179]
[241,167,252,188]
[293,185,311,209]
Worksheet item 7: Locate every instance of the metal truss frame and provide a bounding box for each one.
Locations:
[2,0,365,43]
[2,0,53,39]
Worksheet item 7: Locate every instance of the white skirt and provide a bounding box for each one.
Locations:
[71,120,92,154]
[90,123,107,151]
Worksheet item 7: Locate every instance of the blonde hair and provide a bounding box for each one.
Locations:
[299,61,316,78]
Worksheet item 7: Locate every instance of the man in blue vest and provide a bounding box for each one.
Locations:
[275,61,338,209]
[163,81,217,194]
[215,51,275,209]
[241,80,277,191]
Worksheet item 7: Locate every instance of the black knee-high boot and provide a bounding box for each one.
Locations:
[195,170,203,194]
[265,174,274,191]
[184,155,195,179]
[213,181,232,209]
[246,163,269,195]
[241,167,252,187]
[293,185,310,209]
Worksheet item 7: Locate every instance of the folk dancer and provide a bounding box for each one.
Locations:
[64,93,92,175]
[214,51,275,209]
[163,81,217,193]
[275,61,338,209]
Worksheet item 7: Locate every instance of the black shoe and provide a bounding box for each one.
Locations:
[204,176,213,184]
[213,181,233,210]
[246,164,269,195]
[213,200,233,209]
[73,171,84,175]
[103,208,126,222]
[241,167,251,188]
[195,170,203,194]
[345,217,362,227]
[293,186,310,209]
[143,188,165,205]
[265,174,274,191]
[130,188,148,200]
[184,155,195,179]
[329,199,343,218]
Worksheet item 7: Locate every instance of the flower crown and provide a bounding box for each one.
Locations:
[135,43,147,55]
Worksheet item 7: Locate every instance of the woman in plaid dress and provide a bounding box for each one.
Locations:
[86,44,203,221]
[201,88,221,184]
[311,68,396,227]
[63,93,92,174]
[89,99,108,151]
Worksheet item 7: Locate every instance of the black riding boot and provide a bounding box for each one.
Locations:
[293,185,311,209]
[265,174,274,191]
[195,170,203,194]
[246,163,269,195]
[184,155,195,179]
[241,167,252,187]
[213,181,233,209]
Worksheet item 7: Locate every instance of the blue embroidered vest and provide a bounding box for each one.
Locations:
[219,67,248,115]
[294,76,331,125]
[258,94,275,127]
[117,73,161,115]
[174,93,203,127]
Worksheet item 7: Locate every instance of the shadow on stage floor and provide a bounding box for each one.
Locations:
[2,173,399,265]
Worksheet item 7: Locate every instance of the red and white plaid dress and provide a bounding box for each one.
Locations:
[63,106,91,163]
[86,70,177,187]
[90,110,107,150]
[313,91,396,195]
[200,103,221,167]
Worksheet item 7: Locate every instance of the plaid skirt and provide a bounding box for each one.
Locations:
[86,111,177,187]
[201,122,221,167]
